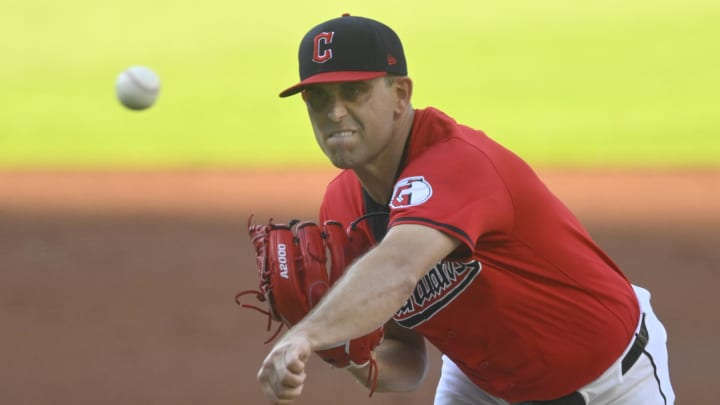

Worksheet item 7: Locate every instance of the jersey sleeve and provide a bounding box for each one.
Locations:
[387,139,513,258]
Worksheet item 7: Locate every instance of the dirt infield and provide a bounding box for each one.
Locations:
[1,169,718,404]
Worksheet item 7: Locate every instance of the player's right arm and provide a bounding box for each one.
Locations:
[345,319,428,392]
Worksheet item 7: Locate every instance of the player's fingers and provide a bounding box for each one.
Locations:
[257,337,311,403]
[258,349,306,391]
[258,373,304,404]
[258,368,302,404]
[278,377,305,398]
[284,342,310,374]
[264,384,303,405]
[280,367,306,388]
[274,388,303,405]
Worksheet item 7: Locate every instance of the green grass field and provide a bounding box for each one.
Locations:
[2,0,718,169]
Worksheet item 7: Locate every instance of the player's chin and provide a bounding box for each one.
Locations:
[326,153,363,170]
[322,147,361,169]
[328,159,354,170]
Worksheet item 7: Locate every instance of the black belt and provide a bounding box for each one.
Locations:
[520,314,649,405]
[621,313,649,375]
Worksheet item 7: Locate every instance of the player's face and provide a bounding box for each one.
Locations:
[301,77,400,169]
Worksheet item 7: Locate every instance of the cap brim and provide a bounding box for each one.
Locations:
[279,71,387,97]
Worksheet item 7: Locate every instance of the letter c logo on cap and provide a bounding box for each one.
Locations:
[313,32,335,63]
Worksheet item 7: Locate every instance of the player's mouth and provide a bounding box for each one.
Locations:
[327,129,356,139]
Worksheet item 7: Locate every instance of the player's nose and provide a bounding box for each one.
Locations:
[327,97,348,122]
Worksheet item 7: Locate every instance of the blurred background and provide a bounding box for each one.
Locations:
[2,0,718,169]
[1,0,718,404]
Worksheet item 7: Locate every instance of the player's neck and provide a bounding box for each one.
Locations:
[356,170,395,205]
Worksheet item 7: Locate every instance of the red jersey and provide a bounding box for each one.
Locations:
[319,107,639,402]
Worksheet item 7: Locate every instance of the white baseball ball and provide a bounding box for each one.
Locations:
[115,65,161,110]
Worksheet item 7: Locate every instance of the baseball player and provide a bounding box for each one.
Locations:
[253,14,675,404]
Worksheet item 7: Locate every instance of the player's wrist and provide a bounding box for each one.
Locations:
[278,327,313,349]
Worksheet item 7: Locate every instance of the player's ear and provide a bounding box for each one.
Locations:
[393,76,413,114]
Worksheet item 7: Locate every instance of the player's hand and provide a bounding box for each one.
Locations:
[257,334,311,404]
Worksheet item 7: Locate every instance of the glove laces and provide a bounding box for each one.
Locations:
[234,290,284,344]
[367,356,379,397]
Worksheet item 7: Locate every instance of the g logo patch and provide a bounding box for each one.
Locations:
[389,176,433,209]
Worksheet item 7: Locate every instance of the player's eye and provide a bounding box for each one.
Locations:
[303,88,330,111]
[340,83,365,101]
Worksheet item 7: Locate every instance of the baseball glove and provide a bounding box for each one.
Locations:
[236,216,384,393]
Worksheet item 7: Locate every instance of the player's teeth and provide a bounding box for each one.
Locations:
[332,131,353,137]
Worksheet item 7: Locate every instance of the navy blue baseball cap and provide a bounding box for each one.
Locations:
[279,14,407,97]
